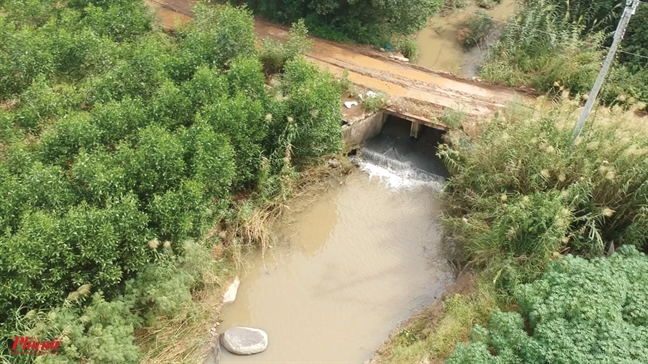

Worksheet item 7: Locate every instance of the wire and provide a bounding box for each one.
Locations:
[618,50,648,60]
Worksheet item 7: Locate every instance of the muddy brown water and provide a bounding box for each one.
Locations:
[415,0,516,76]
[219,170,453,363]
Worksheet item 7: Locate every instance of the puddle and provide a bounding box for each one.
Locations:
[415,0,516,76]
[219,171,452,363]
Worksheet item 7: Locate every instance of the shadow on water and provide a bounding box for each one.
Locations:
[362,115,449,179]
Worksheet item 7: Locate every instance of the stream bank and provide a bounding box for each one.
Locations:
[415,0,516,76]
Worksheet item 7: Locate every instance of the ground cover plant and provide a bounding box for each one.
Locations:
[0,1,342,362]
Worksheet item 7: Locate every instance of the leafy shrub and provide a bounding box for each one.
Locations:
[185,123,236,199]
[89,37,168,103]
[361,92,387,113]
[476,0,499,10]
[448,246,648,363]
[70,148,128,205]
[443,0,471,11]
[392,35,419,61]
[198,92,267,187]
[227,0,444,44]
[15,77,73,131]
[441,108,468,130]
[147,179,212,243]
[40,112,102,166]
[147,80,194,130]
[90,98,149,144]
[337,69,356,97]
[460,10,493,48]
[120,125,186,199]
[279,57,343,162]
[123,241,212,326]
[81,1,153,42]
[167,3,256,82]
[260,19,313,74]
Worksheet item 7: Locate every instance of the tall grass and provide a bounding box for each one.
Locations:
[438,98,648,292]
[479,1,603,96]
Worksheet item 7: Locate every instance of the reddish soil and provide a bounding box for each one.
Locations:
[147,0,534,121]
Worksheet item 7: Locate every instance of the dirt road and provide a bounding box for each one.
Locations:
[147,0,532,119]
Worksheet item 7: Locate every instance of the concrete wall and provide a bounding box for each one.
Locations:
[342,112,386,147]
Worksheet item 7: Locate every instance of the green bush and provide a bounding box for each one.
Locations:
[120,125,186,199]
[279,57,343,162]
[461,10,493,48]
[392,35,419,61]
[448,246,648,363]
[0,1,344,360]
[260,19,313,74]
[361,92,387,113]
[123,241,212,326]
[226,0,444,44]
[40,112,102,166]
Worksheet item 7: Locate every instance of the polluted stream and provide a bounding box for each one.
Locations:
[415,0,517,76]
[219,118,453,363]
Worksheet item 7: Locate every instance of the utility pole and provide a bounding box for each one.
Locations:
[572,0,640,140]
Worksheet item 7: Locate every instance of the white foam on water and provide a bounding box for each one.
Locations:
[358,158,444,191]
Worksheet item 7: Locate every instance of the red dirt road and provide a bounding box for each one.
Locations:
[147,0,532,119]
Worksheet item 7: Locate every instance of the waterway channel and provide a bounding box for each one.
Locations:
[219,121,453,363]
[415,0,517,76]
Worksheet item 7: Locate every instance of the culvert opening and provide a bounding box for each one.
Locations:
[361,114,449,179]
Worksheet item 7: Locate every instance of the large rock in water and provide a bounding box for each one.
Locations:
[220,327,268,355]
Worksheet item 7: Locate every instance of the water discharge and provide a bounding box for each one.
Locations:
[219,150,452,362]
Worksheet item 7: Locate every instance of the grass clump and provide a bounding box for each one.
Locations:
[361,92,387,113]
[443,0,471,12]
[459,10,493,48]
[338,69,357,97]
[441,108,468,130]
[260,19,313,75]
[438,99,648,293]
[391,35,419,61]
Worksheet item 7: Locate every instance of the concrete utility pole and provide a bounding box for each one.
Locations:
[572,0,641,140]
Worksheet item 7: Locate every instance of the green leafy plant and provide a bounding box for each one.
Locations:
[260,19,313,74]
[460,10,493,48]
[448,246,648,363]
[361,92,387,113]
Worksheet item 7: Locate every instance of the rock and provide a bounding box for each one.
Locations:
[328,158,340,168]
[220,327,268,355]
[344,101,358,109]
[388,54,409,62]
[379,47,386,52]
[222,277,240,304]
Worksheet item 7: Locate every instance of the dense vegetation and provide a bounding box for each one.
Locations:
[448,246,648,363]
[218,0,443,45]
[479,0,648,105]
[0,1,342,362]
[429,98,648,361]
